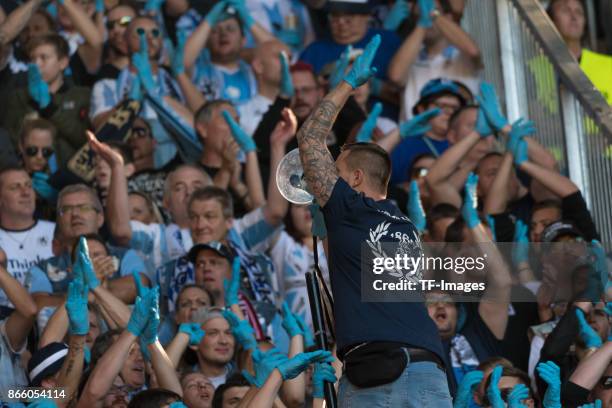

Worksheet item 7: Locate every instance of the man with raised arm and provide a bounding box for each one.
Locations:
[296,34,452,406]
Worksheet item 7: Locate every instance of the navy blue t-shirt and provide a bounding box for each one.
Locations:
[322,178,444,360]
[390,135,449,185]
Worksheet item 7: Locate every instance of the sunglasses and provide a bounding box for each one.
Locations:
[136,27,161,38]
[25,146,54,158]
[130,127,150,139]
[105,15,132,30]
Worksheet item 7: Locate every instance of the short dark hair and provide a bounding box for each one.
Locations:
[449,104,478,130]
[177,284,215,308]
[426,203,460,232]
[188,186,234,219]
[127,389,182,408]
[19,118,57,146]
[212,374,250,408]
[0,165,28,190]
[194,99,233,126]
[532,199,562,215]
[341,143,392,193]
[475,151,503,173]
[90,328,122,365]
[407,153,435,180]
[27,33,69,59]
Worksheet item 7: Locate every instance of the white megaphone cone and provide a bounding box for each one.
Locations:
[276,148,314,204]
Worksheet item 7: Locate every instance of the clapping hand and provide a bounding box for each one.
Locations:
[343,35,380,89]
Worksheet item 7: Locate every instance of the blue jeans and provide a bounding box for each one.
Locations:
[338,352,452,408]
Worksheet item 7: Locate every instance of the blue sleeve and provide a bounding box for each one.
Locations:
[28,266,52,294]
[119,250,146,277]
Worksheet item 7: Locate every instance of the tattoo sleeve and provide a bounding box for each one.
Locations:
[296,83,352,207]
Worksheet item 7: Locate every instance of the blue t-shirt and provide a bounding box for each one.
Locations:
[322,178,444,360]
[390,135,449,185]
[299,28,400,79]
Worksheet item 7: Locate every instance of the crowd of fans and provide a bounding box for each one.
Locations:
[0,0,610,406]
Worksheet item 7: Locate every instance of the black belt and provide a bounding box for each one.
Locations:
[342,342,445,371]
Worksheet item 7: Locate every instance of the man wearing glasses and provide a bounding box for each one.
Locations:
[96,4,136,80]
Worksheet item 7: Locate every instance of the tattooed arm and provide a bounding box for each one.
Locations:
[56,334,86,408]
[297,81,354,207]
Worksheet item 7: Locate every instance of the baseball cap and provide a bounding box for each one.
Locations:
[188,241,234,264]
[28,342,69,386]
[327,0,373,14]
[412,78,467,115]
[541,220,583,243]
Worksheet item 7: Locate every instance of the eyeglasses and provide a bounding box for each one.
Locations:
[105,15,132,31]
[135,27,161,38]
[25,146,54,158]
[130,127,150,139]
[58,203,99,216]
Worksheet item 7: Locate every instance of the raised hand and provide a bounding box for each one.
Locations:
[243,348,288,387]
[281,302,302,338]
[172,29,187,76]
[476,82,508,131]
[66,279,89,336]
[486,365,505,408]
[223,257,241,307]
[355,102,382,143]
[512,220,530,266]
[384,0,410,31]
[506,383,529,408]
[132,32,157,95]
[576,308,602,349]
[312,362,337,399]
[226,0,253,29]
[475,106,493,137]
[461,173,480,229]
[399,108,440,138]
[453,369,483,408]
[95,0,104,13]
[407,180,426,233]
[205,0,228,26]
[127,294,151,337]
[507,118,535,152]
[417,0,435,28]
[28,63,51,109]
[132,271,150,299]
[222,309,257,351]
[222,111,256,153]
[32,172,58,201]
[279,51,294,98]
[143,0,165,13]
[308,202,327,240]
[486,215,497,242]
[141,287,160,345]
[277,28,301,49]
[329,45,351,89]
[343,35,380,89]
[277,349,334,380]
[270,108,298,147]
[536,361,561,408]
[74,236,100,290]
[578,401,602,408]
[179,322,206,346]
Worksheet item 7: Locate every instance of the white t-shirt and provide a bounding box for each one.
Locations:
[237,94,274,137]
[401,45,481,121]
[0,220,55,305]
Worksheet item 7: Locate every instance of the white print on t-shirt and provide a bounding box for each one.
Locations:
[366,221,422,284]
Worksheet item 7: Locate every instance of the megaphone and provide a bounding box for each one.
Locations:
[276,148,314,204]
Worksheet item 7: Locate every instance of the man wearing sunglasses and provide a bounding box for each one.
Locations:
[97,5,137,80]
[18,119,56,175]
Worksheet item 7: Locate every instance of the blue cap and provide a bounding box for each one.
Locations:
[413,78,467,114]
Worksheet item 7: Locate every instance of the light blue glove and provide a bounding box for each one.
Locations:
[141,287,160,345]
[65,279,89,335]
[512,220,530,266]
[486,365,505,408]
[223,257,241,307]
[343,34,380,89]
[132,271,151,300]
[417,0,435,28]
[486,215,497,242]
[355,102,382,143]
[279,51,294,98]
[242,348,288,387]
[512,137,529,166]
[576,309,602,349]
[536,361,561,408]
[226,0,253,29]
[127,294,153,337]
[590,239,608,289]
[28,63,51,109]
[295,314,316,348]
[32,172,58,201]
[454,369,483,408]
[476,82,508,131]
[84,346,91,364]
[281,302,302,338]
[329,45,351,89]
[461,173,480,229]
[507,383,529,408]
[74,237,100,290]
[507,118,536,153]
[277,28,301,49]
[95,0,104,13]
[222,309,257,350]
[475,106,494,137]
[277,349,334,380]
[128,74,143,102]
[384,0,410,31]
[179,322,205,346]
[309,202,327,240]
[407,180,426,233]
[578,401,602,408]
[205,0,228,26]
[399,108,441,138]
[313,362,337,399]
[169,403,187,408]
[132,33,157,96]
[28,399,57,408]
[222,111,256,152]
[172,29,187,76]
[144,0,165,13]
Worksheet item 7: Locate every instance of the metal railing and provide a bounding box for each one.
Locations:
[463,0,612,247]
